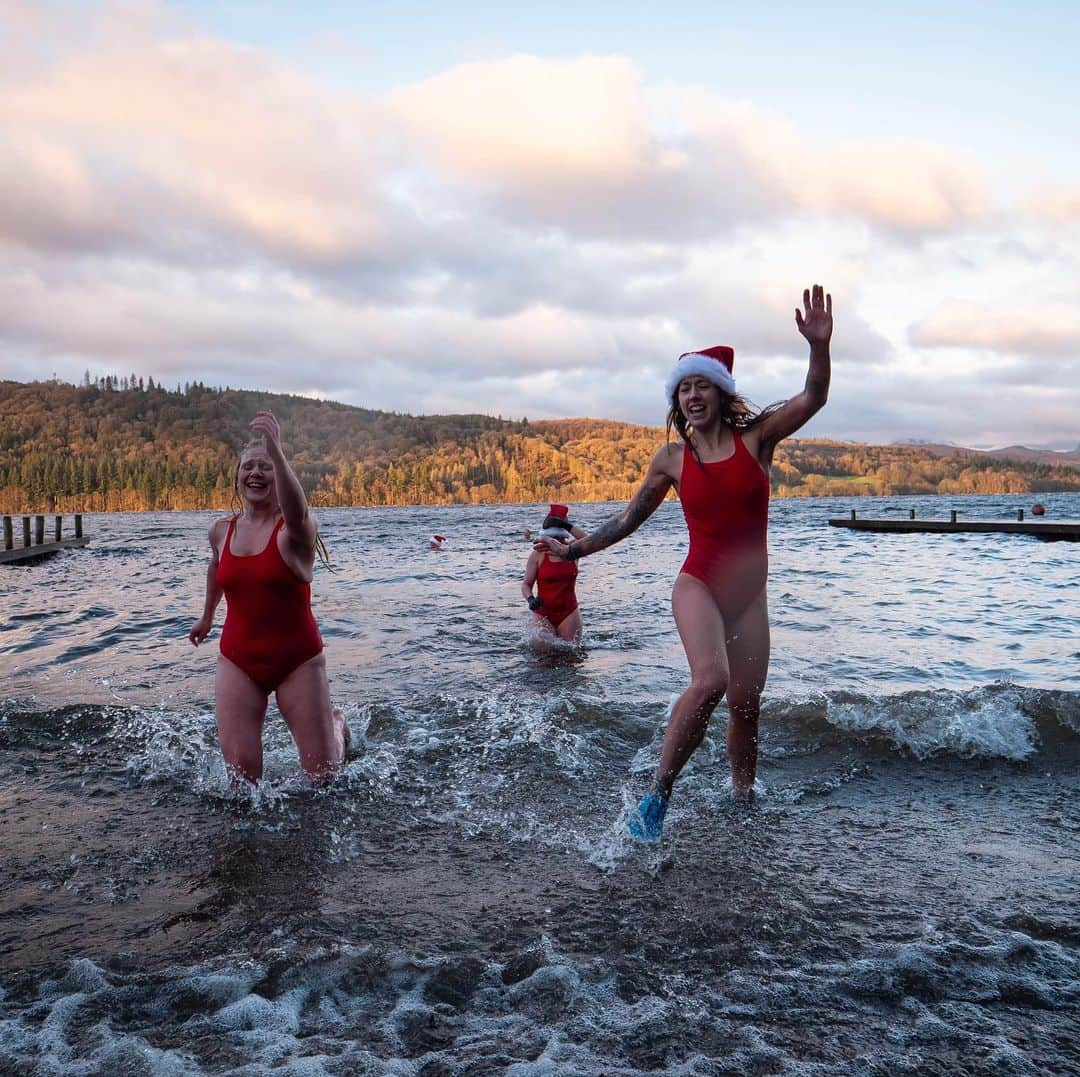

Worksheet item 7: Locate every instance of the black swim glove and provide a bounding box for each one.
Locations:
[527,596,543,611]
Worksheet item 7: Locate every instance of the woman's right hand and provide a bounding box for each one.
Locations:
[249,409,282,450]
[188,615,213,646]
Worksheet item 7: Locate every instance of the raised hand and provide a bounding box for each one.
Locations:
[795,284,832,346]
[249,410,282,450]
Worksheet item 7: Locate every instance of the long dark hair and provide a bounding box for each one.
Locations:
[665,390,784,461]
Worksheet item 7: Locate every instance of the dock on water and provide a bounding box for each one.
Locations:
[1,514,90,564]
[829,508,1080,541]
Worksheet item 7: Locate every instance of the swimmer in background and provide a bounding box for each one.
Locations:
[429,534,448,551]
[521,504,586,643]
[188,410,349,786]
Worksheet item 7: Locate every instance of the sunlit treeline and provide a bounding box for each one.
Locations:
[1,379,1077,513]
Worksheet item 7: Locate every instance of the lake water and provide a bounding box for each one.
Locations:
[1,493,1078,1074]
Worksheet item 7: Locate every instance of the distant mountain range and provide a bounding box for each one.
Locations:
[2,377,1079,513]
[893,439,1080,466]
[897,442,1080,469]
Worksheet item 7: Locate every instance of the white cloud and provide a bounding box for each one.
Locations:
[1,8,388,263]
[0,3,1073,448]
[910,300,1080,357]
[1027,186,1080,222]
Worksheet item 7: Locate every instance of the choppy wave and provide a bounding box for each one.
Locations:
[3,919,1077,1076]
[769,683,1080,762]
[3,682,1076,780]
[4,499,1079,1075]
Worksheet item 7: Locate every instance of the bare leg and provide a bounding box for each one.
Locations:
[274,653,345,784]
[657,574,730,795]
[215,656,269,784]
[555,608,583,643]
[723,591,770,799]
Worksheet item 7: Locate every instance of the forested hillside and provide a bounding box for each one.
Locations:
[1,378,1078,513]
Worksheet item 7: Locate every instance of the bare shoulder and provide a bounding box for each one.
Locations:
[209,516,231,542]
[204,516,230,559]
[650,440,683,479]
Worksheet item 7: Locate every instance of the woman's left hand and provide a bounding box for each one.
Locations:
[795,283,832,345]
[249,410,282,449]
[534,536,569,560]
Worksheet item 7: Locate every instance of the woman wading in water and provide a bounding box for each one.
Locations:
[521,503,586,644]
[189,411,348,785]
[535,285,833,841]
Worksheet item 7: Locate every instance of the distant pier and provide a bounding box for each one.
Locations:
[1,514,90,564]
[829,508,1080,542]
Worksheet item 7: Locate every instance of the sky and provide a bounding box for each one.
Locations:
[1,1,1078,449]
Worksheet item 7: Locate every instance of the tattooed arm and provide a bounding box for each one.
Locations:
[533,446,678,561]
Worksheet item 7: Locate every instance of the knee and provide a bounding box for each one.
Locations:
[224,753,261,785]
[725,691,760,734]
[727,687,762,725]
[689,666,728,710]
[219,739,261,783]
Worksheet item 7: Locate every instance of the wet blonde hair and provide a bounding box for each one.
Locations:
[232,440,333,570]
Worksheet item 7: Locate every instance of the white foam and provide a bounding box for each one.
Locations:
[2,923,1075,1074]
[825,684,1039,760]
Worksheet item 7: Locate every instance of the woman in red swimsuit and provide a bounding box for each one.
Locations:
[535,285,833,841]
[188,411,348,785]
[521,504,586,643]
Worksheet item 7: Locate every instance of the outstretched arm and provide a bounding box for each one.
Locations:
[249,410,317,552]
[755,284,832,453]
[189,522,224,645]
[535,448,675,561]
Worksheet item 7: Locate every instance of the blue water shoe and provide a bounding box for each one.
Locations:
[627,792,668,844]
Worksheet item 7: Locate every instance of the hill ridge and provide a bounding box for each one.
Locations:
[1,378,1078,512]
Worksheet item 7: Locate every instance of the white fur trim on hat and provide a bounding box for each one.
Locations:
[539,526,573,542]
[665,353,736,402]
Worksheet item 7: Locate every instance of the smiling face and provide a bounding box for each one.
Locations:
[236,445,276,506]
[677,375,722,429]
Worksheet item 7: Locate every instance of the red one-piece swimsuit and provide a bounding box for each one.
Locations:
[678,432,770,621]
[216,516,324,692]
[536,554,579,629]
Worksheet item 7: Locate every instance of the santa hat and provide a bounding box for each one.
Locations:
[664,345,735,403]
[543,504,571,530]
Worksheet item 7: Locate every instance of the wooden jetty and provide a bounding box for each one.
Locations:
[0,514,90,564]
[829,508,1080,541]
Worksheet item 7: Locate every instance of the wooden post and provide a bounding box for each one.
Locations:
[950,510,957,523]
[22,516,31,548]
[909,508,916,519]
[1017,508,1024,521]
[34,515,45,545]
[75,513,83,539]
[3,516,11,551]
[54,514,63,541]
[850,509,857,520]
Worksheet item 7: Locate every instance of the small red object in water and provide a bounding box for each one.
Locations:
[1031,503,1046,516]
